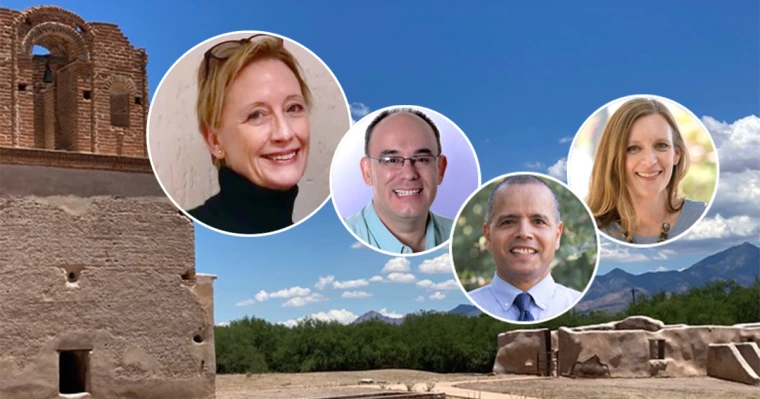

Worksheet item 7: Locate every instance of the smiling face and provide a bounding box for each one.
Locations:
[624,113,681,200]
[360,112,447,225]
[484,183,563,288]
[204,58,310,190]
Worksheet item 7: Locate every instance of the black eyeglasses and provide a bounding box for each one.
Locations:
[202,34,284,79]
[366,155,440,169]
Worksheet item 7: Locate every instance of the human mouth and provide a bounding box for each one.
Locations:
[394,189,422,197]
[635,170,662,180]
[510,247,537,255]
[263,149,299,163]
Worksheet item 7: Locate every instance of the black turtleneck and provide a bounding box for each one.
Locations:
[188,167,298,234]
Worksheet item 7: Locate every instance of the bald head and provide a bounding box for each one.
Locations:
[365,108,442,156]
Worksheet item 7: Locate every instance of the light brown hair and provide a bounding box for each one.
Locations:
[196,35,312,168]
[587,98,690,238]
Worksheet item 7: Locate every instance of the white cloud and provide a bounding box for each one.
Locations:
[282,293,327,307]
[547,158,567,181]
[216,321,230,327]
[559,136,573,144]
[270,286,311,298]
[418,253,453,274]
[649,266,669,273]
[526,161,544,169]
[315,275,335,290]
[253,286,311,302]
[235,299,256,307]
[369,275,385,282]
[683,214,760,240]
[416,279,460,291]
[279,309,358,327]
[599,239,673,262]
[350,102,370,118]
[702,115,760,173]
[332,279,369,289]
[350,242,364,249]
[382,257,411,273]
[342,291,373,299]
[429,292,446,301]
[255,290,269,302]
[378,308,404,318]
[415,296,425,302]
[386,272,416,283]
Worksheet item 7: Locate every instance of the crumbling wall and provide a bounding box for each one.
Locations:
[0,195,215,399]
[707,343,760,386]
[493,329,549,375]
[558,324,760,378]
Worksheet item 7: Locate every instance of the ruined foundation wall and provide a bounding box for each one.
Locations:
[558,325,760,378]
[493,329,550,375]
[0,195,215,399]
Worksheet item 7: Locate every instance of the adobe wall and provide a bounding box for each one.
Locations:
[0,6,148,156]
[0,194,215,399]
[558,325,760,378]
[493,329,550,375]
[707,343,760,386]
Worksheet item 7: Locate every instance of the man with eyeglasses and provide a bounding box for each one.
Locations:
[344,108,451,254]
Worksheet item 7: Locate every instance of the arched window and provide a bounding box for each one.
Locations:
[110,83,129,127]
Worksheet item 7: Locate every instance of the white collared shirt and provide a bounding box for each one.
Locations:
[468,271,582,322]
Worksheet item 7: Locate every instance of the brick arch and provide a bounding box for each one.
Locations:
[104,75,137,95]
[16,5,92,34]
[20,22,90,62]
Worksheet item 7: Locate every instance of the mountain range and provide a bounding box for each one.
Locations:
[575,241,759,313]
[352,242,759,323]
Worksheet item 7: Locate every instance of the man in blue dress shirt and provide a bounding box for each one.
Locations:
[468,175,582,322]
[344,108,452,254]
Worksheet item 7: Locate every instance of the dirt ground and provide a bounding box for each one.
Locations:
[216,369,487,399]
[458,376,760,399]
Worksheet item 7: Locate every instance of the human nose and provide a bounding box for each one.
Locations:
[270,112,296,142]
[398,158,419,179]
[514,219,534,240]
[641,148,657,166]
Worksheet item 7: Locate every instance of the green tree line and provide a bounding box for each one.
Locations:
[215,279,760,374]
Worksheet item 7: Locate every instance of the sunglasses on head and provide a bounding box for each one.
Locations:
[202,34,284,79]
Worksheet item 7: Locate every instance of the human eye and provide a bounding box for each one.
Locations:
[381,156,401,166]
[626,145,640,153]
[500,219,514,226]
[247,109,266,122]
[533,218,546,225]
[413,156,431,164]
[655,142,670,150]
[286,102,305,114]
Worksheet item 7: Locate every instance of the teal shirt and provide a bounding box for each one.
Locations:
[344,201,453,254]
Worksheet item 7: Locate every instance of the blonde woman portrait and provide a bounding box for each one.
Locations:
[583,97,716,245]
[148,32,350,235]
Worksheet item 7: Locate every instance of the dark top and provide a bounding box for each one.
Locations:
[188,167,298,235]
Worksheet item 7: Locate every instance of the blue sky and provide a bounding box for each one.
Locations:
[9,1,759,325]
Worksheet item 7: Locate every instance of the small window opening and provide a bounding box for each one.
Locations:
[59,350,89,394]
[18,84,27,91]
[67,272,78,283]
[134,96,142,105]
[83,91,91,100]
[193,334,204,343]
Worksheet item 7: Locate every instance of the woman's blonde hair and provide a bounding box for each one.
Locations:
[587,98,690,238]
[196,35,312,168]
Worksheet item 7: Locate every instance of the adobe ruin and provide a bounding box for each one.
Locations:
[0,6,216,398]
[493,316,760,386]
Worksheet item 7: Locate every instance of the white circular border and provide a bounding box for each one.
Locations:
[566,93,720,249]
[146,30,352,238]
[330,104,483,258]
[449,171,602,325]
